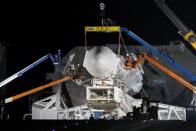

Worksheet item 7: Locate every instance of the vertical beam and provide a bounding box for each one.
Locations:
[0,43,6,81]
[0,43,6,99]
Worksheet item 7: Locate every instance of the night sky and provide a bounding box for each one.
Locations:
[0,0,196,119]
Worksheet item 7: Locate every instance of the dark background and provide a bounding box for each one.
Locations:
[0,0,196,119]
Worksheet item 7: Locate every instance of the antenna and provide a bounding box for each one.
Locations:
[99,3,106,26]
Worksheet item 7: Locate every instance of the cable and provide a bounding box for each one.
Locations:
[117,30,121,57]
[84,30,88,51]
[120,32,129,54]
[142,88,149,97]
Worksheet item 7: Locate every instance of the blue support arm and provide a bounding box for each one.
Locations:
[121,27,196,82]
[0,50,62,88]
[17,55,50,76]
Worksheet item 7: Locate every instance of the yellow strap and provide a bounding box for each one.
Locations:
[191,41,196,49]
[85,26,120,32]
[183,31,196,49]
[184,31,194,41]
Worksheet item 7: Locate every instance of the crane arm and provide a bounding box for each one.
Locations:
[121,27,196,82]
[0,55,50,88]
[134,54,196,92]
[0,50,61,88]
[154,0,196,50]
[5,76,73,104]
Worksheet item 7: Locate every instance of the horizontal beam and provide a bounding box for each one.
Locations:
[85,26,120,32]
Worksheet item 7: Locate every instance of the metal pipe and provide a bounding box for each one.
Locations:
[143,55,196,91]
[5,76,72,104]
[121,28,196,81]
[0,55,50,88]
[154,0,189,33]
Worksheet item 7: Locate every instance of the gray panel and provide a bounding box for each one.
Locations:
[50,44,194,107]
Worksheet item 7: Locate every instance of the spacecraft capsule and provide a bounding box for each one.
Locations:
[83,46,143,95]
[83,46,118,79]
